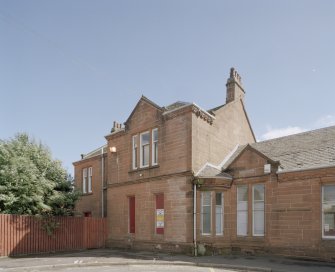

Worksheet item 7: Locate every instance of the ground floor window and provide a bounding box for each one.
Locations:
[253,184,265,236]
[322,185,335,238]
[201,191,211,235]
[237,185,248,236]
[201,191,224,235]
[216,192,223,235]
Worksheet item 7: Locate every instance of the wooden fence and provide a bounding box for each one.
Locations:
[0,214,107,257]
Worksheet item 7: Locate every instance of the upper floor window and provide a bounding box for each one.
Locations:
[82,168,87,194]
[132,128,158,169]
[140,131,150,167]
[82,167,92,194]
[88,167,92,193]
[322,185,335,239]
[132,135,138,169]
[152,128,158,165]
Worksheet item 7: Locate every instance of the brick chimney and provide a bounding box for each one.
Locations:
[111,121,122,133]
[226,67,245,104]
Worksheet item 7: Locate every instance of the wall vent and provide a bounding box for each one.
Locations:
[264,164,271,174]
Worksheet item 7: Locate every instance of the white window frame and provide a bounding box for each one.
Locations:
[82,168,87,194]
[88,167,92,193]
[201,191,212,235]
[140,131,150,168]
[152,128,158,166]
[215,192,224,236]
[322,185,335,239]
[132,135,138,169]
[237,185,248,236]
[252,184,265,237]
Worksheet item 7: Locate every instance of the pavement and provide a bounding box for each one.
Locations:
[1,248,335,272]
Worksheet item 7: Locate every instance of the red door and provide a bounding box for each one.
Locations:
[156,194,164,234]
[129,196,135,233]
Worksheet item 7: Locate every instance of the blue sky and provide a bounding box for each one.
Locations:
[1,0,335,175]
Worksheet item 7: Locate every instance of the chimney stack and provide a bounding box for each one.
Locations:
[226,67,245,104]
[111,121,123,133]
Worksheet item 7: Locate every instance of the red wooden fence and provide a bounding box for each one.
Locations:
[0,214,107,257]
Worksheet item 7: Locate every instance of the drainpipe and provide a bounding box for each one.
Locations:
[193,183,197,256]
[101,147,104,218]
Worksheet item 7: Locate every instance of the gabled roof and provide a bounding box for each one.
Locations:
[221,144,279,170]
[124,95,163,125]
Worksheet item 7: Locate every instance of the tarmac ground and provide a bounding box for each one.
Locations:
[1,248,335,272]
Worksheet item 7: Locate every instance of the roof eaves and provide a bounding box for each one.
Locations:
[195,162,220,177]
[162,102,192,115]
[105,128,125,139]
[277,163,335,174]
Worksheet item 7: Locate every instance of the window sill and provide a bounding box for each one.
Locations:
[322,237,335,240]
[82,192,93,196]
[129,164,160,173]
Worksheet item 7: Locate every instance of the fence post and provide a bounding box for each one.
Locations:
[83,217,88,249]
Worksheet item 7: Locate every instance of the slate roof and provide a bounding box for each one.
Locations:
[164,101,191,111]
[252,125,335,171]
[222,125,335,172]
[82,145,107,160]
[196,164,232,179]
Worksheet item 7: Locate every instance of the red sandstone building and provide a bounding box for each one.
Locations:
[73,68,335,260]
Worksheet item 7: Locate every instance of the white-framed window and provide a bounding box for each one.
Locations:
[322,185,335,239]
[201,191,211,235]
[237,185,248,236]
[88,167,92,193]
[152,128,158,165]
[253,184,265,236]
[140,131,150,167]
[82,168,88,194]
[216,192,223,235]
[132,135,138,169]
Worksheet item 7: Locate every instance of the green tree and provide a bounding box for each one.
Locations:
[0,133,80,216]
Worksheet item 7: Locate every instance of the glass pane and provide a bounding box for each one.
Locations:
[153,129,158,142]
[237,186,248,201]
[133,148,137,168]
[141,132,150,145]
[253,184,264,201]
[254,210,264,235]
[153,142,158,164]
[237,211,247,235]
[203,210,211,233]
[237,201,247,211]
[254,201,264,211]
[143,145,149,165]
[133,135,137,148]
[202,192,211,206]
[324,185,335,202]
[216,193,222,205]
[324,205,335,237]
[216,208,222,234]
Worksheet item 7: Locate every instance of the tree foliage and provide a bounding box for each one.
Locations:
[0,133,80,216]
